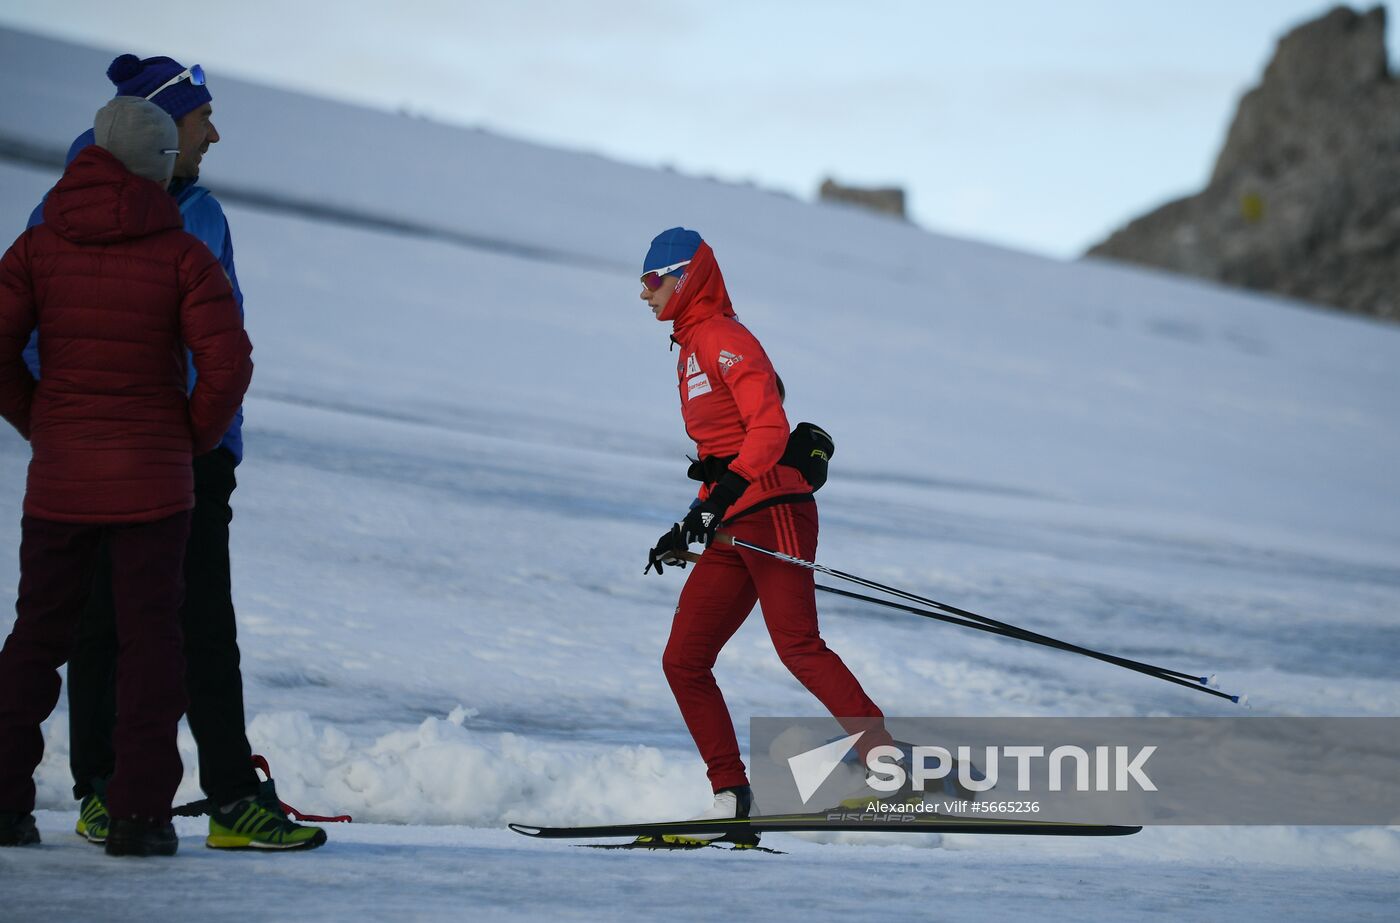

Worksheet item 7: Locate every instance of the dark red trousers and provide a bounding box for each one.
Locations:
[0,513,191,822]
[663,501,891,791]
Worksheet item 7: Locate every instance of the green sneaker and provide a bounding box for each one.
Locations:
[207,795,327,851]
[76,792,110,845]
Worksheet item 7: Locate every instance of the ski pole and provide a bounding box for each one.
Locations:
[811,581,1240,703]
[721,534,1206,683]
[679,538,1242,703]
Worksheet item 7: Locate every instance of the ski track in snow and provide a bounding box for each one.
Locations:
[1,25,1399,919]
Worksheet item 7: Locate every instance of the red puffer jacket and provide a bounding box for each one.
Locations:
[666,241,811,518]
[0,145,252,523]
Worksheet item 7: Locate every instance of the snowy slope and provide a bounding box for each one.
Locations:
[1,25,1398,922]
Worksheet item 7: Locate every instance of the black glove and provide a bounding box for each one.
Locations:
[678,472,749,548]
[644,525,688,575]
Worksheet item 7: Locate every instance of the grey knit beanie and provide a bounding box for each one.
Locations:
[93,97,179,184]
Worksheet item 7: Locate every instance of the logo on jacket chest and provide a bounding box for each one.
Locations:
[680,352,712,400]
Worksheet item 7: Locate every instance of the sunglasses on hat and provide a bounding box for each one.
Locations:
[641,259,691,291]
[143,64,206,101]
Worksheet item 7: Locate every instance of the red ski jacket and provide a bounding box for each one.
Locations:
[665,242,810,518]
[0,146,253,523]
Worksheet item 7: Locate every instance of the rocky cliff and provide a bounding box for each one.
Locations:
[1088,6,1400,321]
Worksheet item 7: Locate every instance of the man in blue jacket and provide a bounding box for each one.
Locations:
[27,54,325,851]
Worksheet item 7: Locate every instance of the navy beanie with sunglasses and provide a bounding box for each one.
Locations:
[643,227,703,277]
[107,54,211,121]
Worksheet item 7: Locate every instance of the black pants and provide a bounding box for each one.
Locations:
[67,449,259,806]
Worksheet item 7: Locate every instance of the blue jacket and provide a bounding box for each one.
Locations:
[25,129,246,463]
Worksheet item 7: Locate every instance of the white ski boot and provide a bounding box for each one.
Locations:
[635,785,757,848]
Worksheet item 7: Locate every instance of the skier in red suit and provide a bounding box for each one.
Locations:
[640,227,893,827]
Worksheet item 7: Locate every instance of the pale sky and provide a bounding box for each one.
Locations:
[2,0,1392,258]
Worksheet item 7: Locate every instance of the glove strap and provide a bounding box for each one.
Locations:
[707,471,750,518]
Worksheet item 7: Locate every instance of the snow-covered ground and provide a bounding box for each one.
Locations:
[1,26,1398,922]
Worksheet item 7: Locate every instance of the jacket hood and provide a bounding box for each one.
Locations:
[664,241,735,341]
[42,145,183,245]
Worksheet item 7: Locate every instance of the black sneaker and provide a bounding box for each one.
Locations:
[104,817,178,857]
[0,812,40,846]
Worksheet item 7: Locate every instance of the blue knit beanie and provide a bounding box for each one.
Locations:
[643,227,703,276]
[107,54,212,121]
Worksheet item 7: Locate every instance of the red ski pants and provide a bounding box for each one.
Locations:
[662,500,891,791]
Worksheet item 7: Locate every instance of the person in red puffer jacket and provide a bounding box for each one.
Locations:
[639,227,894,834]
[0,97,252,856]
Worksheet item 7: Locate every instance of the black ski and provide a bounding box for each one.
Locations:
[587,836,786,854]
[510,812,1141,840]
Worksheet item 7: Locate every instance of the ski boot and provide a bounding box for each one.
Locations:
[635,785,759,849]
[837,743,988,810]
[836,753,919,811]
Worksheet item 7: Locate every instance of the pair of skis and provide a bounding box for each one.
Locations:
[510,811,1141,852]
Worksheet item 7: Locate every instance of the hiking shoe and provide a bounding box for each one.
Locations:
[0,812,40,846]
[76,792,110,845]
[105,817,178,857]
[254,778,292,817]
[207,795,327,850]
